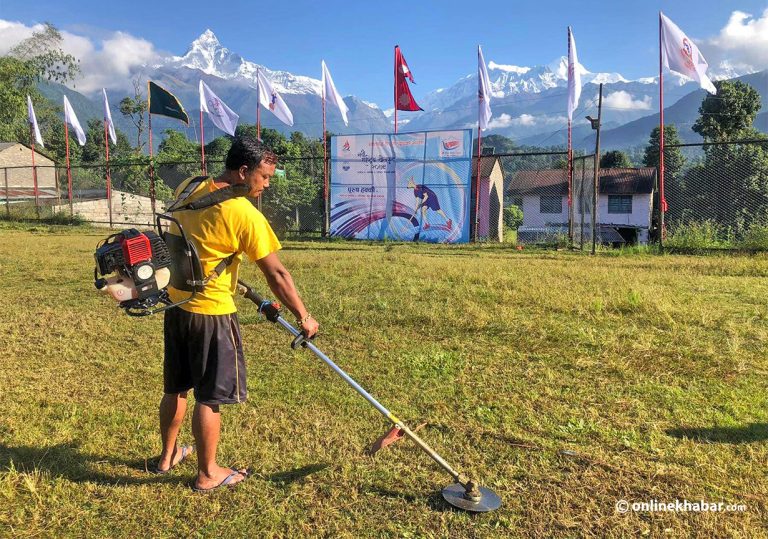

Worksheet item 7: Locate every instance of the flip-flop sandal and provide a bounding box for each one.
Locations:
[191,467,249,493]
[149,445,195,475]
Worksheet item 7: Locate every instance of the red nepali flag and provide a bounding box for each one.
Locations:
[395,45,422,112]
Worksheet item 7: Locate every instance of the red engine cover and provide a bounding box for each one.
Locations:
[122,233,152,266]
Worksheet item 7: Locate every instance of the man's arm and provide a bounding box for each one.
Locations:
[255,252,319,337]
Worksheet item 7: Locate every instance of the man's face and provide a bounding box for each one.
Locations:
[238,161,276,197]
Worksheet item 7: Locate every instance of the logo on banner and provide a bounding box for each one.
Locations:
[342,164,350,171]
[269,92,277,111]
[440,137,463,157]
[680,38,695,70]
[343,140,351,151]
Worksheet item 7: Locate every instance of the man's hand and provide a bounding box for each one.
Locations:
[299,314,319,338]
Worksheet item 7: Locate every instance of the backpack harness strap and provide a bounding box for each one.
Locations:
[162,176,250,289]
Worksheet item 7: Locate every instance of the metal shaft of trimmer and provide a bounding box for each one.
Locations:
[238,280,470,488]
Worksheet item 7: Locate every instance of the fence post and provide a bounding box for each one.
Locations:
[69,167,74,216]
[4,168,9,219]
[591,84,603,255]
[658,147,664,250]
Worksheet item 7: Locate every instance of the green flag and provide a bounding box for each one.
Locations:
[148,81,189,125]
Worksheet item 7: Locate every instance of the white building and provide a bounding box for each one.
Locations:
[508,167,656,245]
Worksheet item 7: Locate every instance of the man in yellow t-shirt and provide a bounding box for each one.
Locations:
[155,136,319,492]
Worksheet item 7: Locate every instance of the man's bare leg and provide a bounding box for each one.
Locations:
[192,402,246,490]
[158,392,190,471]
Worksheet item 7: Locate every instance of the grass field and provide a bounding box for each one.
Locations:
[1,223,767,538]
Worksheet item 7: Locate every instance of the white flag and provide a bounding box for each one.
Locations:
[567,26,582,122]
[27,95,44,147]
[63,95,86,146]
[102,88,117,144]
[660,12,717,94]
[199,80,239,136]
[321,60,349,127]
[478,45,492,131]
[257,70,294,126]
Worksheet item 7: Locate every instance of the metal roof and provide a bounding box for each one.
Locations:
[509,167,656,195]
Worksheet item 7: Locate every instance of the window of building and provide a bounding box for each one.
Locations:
[540,195,563,214]
[608,195,632,214]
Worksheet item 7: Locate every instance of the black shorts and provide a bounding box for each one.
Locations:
[163,308,247,405]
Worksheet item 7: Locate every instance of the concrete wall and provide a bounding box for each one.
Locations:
[53,190,157,227]
[0,144,57,190]
[522,194,652,229]
[521,195,569,227]
[598,193,652,228]
[477,161,504,241]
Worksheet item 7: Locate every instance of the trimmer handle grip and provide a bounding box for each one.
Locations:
[237,279,281,322]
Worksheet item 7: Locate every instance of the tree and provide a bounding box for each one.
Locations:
[119,77,147,151]
[0,23,79,146]
[157,129,199,160]
[600,150,632,169]
[643,125,687,230]
[692,80,762,142]
[681,80,768,236]
[204,136,232,161]
[9,23,80,84]
[81,119,133,163]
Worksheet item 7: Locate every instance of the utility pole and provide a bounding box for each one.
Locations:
[586,83,603,255]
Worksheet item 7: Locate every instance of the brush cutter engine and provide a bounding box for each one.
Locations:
[94,228,174,314]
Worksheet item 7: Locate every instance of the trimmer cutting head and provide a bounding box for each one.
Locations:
[441,483,502,513]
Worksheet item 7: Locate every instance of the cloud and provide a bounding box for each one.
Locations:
[602,91,652,110]
[706,9,768,75]
[487,61,530,75]
[0,19,162,94]
[485,113,566,130]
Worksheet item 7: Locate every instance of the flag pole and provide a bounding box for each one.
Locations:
[148,82,156,216]
[658,12,666,248]
[394,45,398,134]
[200,108,206,175]
[64,118,73,215]
[104,119,112,227]
[256,68,261,141]
[566,26,576,246]
[475,55,482,243]
[29,124,40,219]
[323,87,328,237]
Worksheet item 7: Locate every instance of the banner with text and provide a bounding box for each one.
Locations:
[330,129,472,243]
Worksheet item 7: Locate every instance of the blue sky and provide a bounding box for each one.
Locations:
[2,0,767,106]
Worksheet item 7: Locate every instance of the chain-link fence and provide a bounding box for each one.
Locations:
[662,139,768,248]
[485,150,568,245]
[3,140,767,250]
[572,154,596,250]
[1,155,325,236]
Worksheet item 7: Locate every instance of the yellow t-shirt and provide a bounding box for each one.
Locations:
[167,176,281,315]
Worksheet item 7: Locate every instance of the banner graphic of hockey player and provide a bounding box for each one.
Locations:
[330,129,471,243]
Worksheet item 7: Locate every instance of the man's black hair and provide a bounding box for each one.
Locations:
[225,136,277,170]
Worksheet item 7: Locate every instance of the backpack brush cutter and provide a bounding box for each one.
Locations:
[237,279,502,513]
[92,176,501,511]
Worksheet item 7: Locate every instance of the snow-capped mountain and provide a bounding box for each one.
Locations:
[418,57,628,113]
[49,29,764,150]
[165,29,321,95]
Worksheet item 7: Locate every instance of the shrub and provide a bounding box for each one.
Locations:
[664,220,731,250]
[738,220,768,250]
[503,205,523,230]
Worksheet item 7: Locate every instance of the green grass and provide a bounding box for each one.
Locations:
[1,226,767,537]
